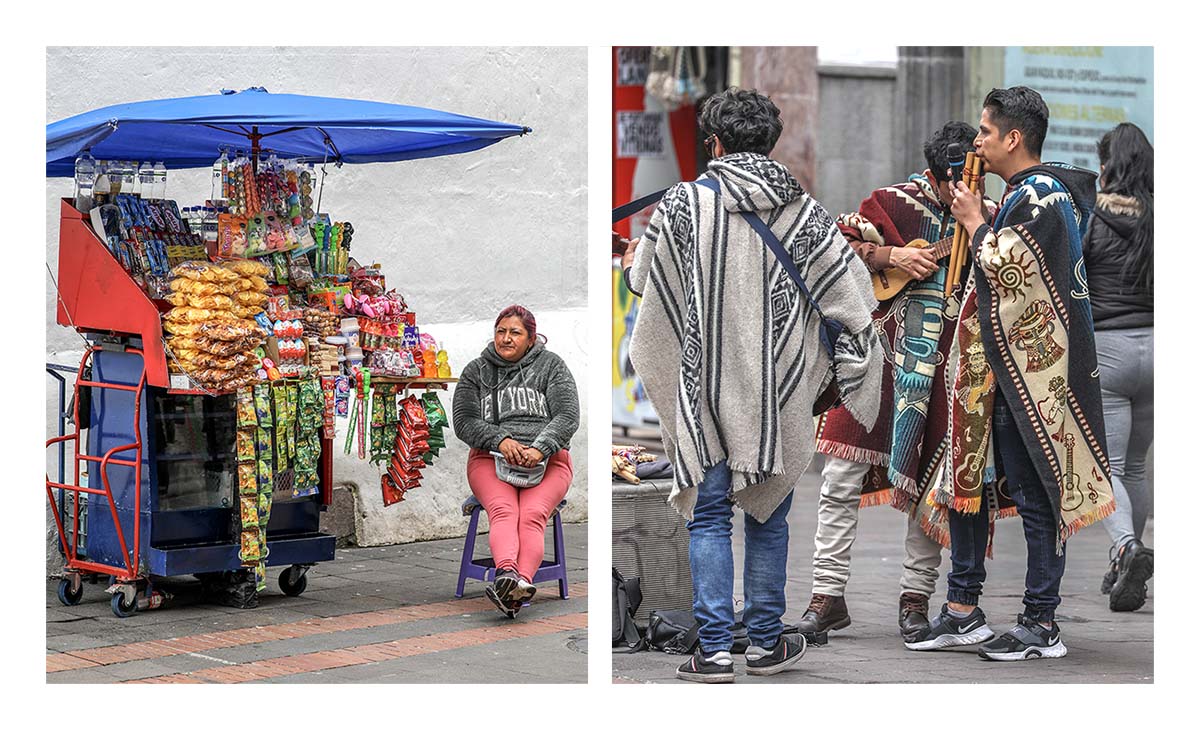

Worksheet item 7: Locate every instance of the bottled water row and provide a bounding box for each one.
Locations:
[73,154,168,211]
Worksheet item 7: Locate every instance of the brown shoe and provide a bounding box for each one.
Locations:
[898,592,930,643]
[795,593,851,644]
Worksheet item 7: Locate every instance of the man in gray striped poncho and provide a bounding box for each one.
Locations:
[622,88,883,682]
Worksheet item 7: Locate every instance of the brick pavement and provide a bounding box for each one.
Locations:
[46,523,588,684]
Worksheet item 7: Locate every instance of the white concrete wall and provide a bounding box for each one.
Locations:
[45,47,588,563]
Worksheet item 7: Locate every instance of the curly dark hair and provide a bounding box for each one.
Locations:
[983,86,1049,157]
[923,121,978,182]
[697,87,783,156]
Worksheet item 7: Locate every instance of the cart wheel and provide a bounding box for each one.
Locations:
[111,591,138,618]
[57,578,83,606]
[279,567,307,597]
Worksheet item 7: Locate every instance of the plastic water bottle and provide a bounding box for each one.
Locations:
[138,162,155,199]
[153,161,167,200]
[202,206,219,244]
[211,150,229,207]
[73,153,96,211]
[92,160,112,204]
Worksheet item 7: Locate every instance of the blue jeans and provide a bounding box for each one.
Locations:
[687,461,793,654]
[947,394,1065,622]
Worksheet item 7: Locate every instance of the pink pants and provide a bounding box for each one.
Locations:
[467,448,573,581]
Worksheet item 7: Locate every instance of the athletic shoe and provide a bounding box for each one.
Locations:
[511,576,538,604]
[1109,539,1153,612]
[493,569,520,602]
[676,650,735,684]
[484,584,518,619]
[745,634,807,676]
[903,604,994,651]
[977,615,1067,661]
[898,592,931,643]
[1100,560,1117,595]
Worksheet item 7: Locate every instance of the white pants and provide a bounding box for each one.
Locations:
[812,456,943,597]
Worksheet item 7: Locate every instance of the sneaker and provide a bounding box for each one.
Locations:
[903,604,994,651]
[484,584,518,619]
[898,592,931,643]
[511,576,538,604]
[1100,560,1117,595]
[745,634,807,676]
[1109,539,1153,612]
[978,615,1067,661]
[676,649,735,684]
[493,569,520,602]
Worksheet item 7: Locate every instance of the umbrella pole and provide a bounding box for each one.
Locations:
[250,125,262,173]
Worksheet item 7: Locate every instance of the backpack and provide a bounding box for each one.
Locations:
[612,568,645,652]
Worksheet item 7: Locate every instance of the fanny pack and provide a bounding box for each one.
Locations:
[489,363,545,488]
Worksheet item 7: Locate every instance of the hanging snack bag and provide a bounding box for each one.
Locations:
[240,495,260,529]
[236,428,256,463]
[421,392,449,428]
[253,383,273,428]
[239,529,262,564]
[238,462,258,497]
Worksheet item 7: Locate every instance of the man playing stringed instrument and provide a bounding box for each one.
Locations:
[803,122,997,645]
[905,86,1115,661]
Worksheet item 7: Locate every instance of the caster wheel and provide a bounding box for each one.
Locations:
[111,590,138,618]
[279,567,307,597]
[57,578,83,606]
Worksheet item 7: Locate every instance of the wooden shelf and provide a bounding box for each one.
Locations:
[369,377,459,388]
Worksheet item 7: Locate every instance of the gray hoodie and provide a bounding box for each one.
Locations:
[451,340,579,456]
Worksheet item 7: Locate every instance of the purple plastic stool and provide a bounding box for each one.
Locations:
[455,495,569,600]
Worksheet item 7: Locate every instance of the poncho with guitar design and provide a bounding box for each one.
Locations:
[935,164,1115,548]
[629,152,883,523]
[816,174,996,541]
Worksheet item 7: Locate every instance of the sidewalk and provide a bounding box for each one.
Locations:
[46,524,587,684]
[612,464,1153,684]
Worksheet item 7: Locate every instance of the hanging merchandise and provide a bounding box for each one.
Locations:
[645,47,708,111]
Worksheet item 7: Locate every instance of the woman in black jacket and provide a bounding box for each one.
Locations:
[1084,123,1153,612]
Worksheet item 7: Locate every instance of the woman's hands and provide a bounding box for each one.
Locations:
[498,439,545,468]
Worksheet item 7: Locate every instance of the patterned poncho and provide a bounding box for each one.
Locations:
[934,163,1115,546]
[629,152,883,522]
[817,175,995,523]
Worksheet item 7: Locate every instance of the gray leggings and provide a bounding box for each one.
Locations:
[1095,327,1154,550]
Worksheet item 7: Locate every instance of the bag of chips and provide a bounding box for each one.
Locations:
[239,529,262,563]
[253,384,273,428]
[238,462,257,496]
[236,428,256,462]
[240,495,260,529]
[237,388,257,428]
[221,258,271,278]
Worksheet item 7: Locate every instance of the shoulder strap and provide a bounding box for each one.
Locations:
[694,177,842,358]
[612,187,670,224]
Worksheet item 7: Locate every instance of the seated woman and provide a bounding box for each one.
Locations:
[451,305,580,617]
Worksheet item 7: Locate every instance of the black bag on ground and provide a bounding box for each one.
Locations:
[646,609,803,654]
[612,567,646,652]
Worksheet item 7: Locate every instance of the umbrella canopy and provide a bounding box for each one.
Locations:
[47,87,531,176]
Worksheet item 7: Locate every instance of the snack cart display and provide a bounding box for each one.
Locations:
[46,89,528,617]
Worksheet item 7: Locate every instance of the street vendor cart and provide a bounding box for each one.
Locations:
[46,88,527,617]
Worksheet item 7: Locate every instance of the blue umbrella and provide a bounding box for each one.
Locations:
[46,87,531,176]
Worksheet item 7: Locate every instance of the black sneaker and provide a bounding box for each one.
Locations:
[978,614,1067,661]
[903,604,994,651]
[1100,560,1117,595]
[484,584,518,619]
[745,634,807,676]
[1109,539,1153,612]
[493,570,520,602]
[675,649,735,684]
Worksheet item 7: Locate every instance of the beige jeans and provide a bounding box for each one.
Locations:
[812,456,942,598]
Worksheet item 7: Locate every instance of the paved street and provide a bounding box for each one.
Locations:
[613,461,1153,684]
[46,524,587,683]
